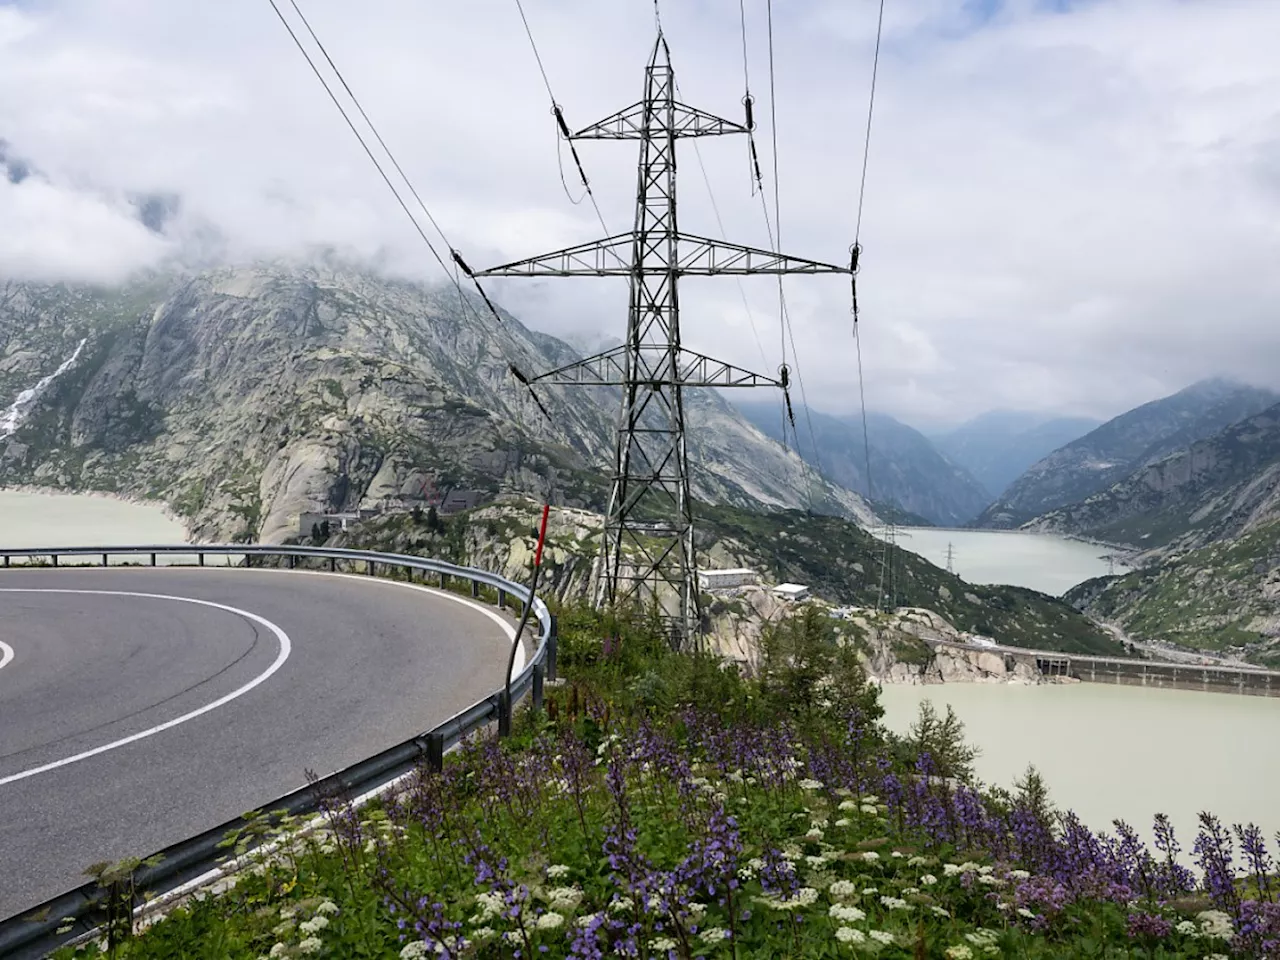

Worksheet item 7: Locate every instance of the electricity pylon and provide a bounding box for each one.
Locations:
[473,33,853,647]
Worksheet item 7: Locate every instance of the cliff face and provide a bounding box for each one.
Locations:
[1026,402,1280,555]
[0,263,873,541]
[975,379,1278,529]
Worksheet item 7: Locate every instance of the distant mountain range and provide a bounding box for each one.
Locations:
[733,401,990,527]
[930,411,1102,499]
[974,378,1279,529]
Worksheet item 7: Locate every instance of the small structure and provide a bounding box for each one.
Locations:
[440,489,487,515]
[772,582,810,602]
[297,509,378,537]
[697,567,758,591]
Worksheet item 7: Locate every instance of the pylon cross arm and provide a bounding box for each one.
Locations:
[570,101,749,140]
[527,345,783,388]
[476,233,851,278]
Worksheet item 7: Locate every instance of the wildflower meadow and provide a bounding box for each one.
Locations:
[54,604,1280,958]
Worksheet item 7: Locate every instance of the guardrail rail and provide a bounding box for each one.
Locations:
[0,544,557,959]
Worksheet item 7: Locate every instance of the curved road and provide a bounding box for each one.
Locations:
[0,567,516,919]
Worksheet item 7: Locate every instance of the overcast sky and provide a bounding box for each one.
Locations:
[1,0,1278,428]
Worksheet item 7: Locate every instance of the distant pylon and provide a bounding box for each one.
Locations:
[945,541,955,574]
[474,33,854,648]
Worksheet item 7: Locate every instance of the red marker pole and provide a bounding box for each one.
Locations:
[502,504,551,735]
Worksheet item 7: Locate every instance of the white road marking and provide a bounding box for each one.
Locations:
[0,640,13,671]
[0,589,292,787]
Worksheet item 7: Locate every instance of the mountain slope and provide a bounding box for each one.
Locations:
[1066,519,1280,666]
[975,378,1279,529]
[932,410,1101,499]
[1027,401,1280,553]
[0,263,874,541]
[735,401,991,526]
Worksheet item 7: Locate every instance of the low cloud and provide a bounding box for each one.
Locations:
[1,0,1277,427]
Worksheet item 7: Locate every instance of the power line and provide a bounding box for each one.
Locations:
[265,0,552,421]
[759,0,824,511]
[855,0,888,244]
[511,0,622,263]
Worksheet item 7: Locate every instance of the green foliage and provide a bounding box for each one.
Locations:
[901,700,980,783]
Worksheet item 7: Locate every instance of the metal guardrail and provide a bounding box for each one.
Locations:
[0,544,557,959]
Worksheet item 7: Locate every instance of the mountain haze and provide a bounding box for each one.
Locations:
[975,378,1279,529]
[734,401,991,526]
[932,410,1101,499]
[0,263,875,542]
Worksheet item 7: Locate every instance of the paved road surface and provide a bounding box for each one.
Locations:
[0,567,515,919]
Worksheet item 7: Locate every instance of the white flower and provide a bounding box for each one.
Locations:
[945,947,974,960]
[646,893,664,911]
[687,902,707,920]
[838,799,858,811]
[1017,907,1036,919]
[576,913,599,929]
[474,891,505,921]
[1175,920,1198,935]
[834,818,852,828]
[279,907,297,920]
[546,864,572,878]
[1007,869,1030,880]
[608,897,634,914]
[901,887,919,896]
[869,930,895,944]
[835,926,866,943]
[860,804,879,815]
[805,854,830,869]
[861,887,879,896]
[299,916,329,934]
[880,896,907,910]
[977,874,1003,886]
[920,874,938,886]
[536,911,565,930]
[829,904,866,922]
[863,795,879,804]
[315,900,339,916]
[829,880,858,900]
[298,938,323,955]
[472,927,496,941]
[649,936,677,952]
[931,906,951,918]
[400,943,429,960]
[269,945,289,959]
[1198,910,1234,940]
[699,926,730,942]
[965,929,1000,947]
[548,886,584,911]
[272,920,294,938]
[861,851,880,862]
[891,851,905,859]
[799,778,823,790]
[805,828,825,841]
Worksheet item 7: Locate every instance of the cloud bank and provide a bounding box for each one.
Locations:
[1,0,1278,427]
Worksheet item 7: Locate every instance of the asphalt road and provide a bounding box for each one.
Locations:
[0,567,516,919]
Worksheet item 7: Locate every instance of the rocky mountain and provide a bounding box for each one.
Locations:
[931,410,1101,499]
[0,263,875,542]
[974,378,1279,529]
[1027,401,1280,553]
[734,401,991,526]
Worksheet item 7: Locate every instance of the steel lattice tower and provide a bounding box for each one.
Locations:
[475,34,852,646]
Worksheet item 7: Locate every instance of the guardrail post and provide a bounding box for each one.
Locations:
[3,555,9,567]
[368,561,375,577]
[470,579,480,599]
[52,554,58,567]
[439,571,446,589]
[150,553,157,567]
[498,589,507,610]
[329,557,336,572]
[497,690,512,737]
[102,552,109,567]
[544,614,558,681]
[288,554,297,570]
[532,663,544,711]
[198,553,205,567]
[426,731,445,773]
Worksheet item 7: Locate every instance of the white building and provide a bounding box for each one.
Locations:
[772,582,810,602]
[698,567,758,591]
